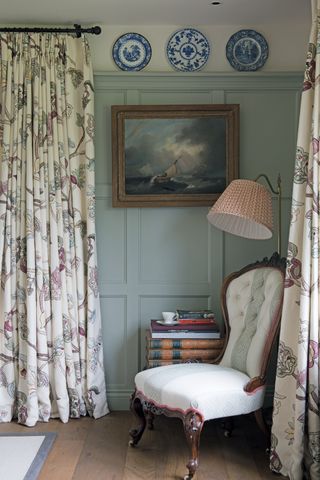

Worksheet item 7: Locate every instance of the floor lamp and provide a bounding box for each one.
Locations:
[207,174,282,255]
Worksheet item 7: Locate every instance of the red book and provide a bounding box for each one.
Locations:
[178,318,216,325]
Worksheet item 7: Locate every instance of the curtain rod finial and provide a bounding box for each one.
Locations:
[92,26,101,35]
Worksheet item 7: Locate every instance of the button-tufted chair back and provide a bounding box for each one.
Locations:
[220,265,284,379]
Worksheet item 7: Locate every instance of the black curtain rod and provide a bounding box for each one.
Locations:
[0,24,101,37]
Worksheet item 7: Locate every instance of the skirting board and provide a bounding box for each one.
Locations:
[107,390,132,410]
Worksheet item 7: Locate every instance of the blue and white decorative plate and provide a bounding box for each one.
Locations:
[112,33,152,71]
[166,28,210,72]
[226,29,268,71]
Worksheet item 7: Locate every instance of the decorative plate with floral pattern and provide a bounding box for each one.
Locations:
[226,29,268,71]
[112,33,152,71]
[166,28,210,72]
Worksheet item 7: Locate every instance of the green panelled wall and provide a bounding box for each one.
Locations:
[94,72,302,409]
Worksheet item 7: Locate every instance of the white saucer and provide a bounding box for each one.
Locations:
[156,320,179,326]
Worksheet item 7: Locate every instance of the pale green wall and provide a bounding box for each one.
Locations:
[94,72,302,409]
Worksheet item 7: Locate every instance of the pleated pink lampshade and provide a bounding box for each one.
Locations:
[207,179,273,239]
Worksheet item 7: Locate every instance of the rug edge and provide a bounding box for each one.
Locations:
[24,432,57,480]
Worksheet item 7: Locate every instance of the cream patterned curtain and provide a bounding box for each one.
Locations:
[0,33,108,425]
[270,1,320,478]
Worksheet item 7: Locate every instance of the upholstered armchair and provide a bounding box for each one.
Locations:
[129,254,285,480]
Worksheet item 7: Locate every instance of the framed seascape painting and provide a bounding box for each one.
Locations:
[112,104,239,207]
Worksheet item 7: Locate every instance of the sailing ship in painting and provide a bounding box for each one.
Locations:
[150,156,181,185]
[125,154,226,195]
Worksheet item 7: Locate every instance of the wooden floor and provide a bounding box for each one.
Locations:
[0,411,278,479]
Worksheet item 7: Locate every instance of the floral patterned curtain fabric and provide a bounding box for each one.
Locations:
[270,2,320,478]
[0,33,108,425]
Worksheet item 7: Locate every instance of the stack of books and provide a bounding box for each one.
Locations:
[145,311,224,368]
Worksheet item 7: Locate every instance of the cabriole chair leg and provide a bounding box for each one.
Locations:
[254,408,271,453]
[182,411,203,480]
[222,417,234,437]
[254,408,270,437]
[129,393,147,447]
[147,411,155,430]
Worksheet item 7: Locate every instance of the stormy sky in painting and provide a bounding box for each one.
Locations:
[124,117,226,179]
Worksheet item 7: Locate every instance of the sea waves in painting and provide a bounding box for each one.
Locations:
[125,175,225,195]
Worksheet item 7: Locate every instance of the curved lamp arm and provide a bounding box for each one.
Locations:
[255,173,282,255]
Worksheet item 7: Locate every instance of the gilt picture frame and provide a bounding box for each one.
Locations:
[112,104,239,207]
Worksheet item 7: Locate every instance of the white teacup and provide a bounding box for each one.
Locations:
[162,311,176,324]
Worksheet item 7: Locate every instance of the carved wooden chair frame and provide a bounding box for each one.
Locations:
[129,253,286,480]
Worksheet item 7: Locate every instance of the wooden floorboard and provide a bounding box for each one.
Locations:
[0,411,279,479]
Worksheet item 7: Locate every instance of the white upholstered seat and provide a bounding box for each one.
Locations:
[129,255,285,480]
[135,363,265,421]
